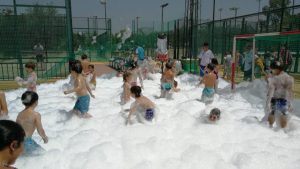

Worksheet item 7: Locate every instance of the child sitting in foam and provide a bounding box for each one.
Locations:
[126,86,157,125]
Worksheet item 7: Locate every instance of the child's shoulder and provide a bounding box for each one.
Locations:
[33,111,41,119]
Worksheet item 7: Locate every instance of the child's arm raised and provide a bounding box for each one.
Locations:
[35,112,48,143]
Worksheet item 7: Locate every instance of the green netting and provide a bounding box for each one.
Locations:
[0,0,112,80]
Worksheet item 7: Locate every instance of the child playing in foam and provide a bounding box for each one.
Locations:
[211,58,220,92]
[265,61,294,129]
[86,64,97,90]
[126,86,156,125]
[0,91,8,119]
[128,62,144,89]
[15,62,37,92]
[64,62,95,118]
[0,120,25,169]
[16,91,48,155]
[199,63,217,104]
[121,71,133,105]
[160,62,175,99]
[208,108,221,122]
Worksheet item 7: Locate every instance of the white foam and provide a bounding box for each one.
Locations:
[5,73,300,169]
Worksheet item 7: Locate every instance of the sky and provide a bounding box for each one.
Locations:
[1,0,300,33]
[70,0,299,33]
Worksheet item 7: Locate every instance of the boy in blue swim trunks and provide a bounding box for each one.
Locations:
[64,61,95,118]
[266,61,294,128]
[126,86,156,125]
[160,62,175,98]
[17,91,48,155]
[199,63,217,103]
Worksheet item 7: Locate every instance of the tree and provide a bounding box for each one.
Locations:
[262,0,291,31]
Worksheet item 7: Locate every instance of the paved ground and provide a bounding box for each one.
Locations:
[91,62,116,77]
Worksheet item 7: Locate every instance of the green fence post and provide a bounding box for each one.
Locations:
[13,0,24,78]
[65,0,74,60]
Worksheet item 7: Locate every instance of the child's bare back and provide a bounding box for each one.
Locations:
[163,69,174,83]
[74,74,89,96]
[16,91,48,143]
[17,109,40,138]
[203,72,216,88]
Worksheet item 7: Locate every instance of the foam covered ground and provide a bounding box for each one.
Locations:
[5,73,300,169]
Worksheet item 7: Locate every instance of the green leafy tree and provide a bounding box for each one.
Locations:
[262,0,291,31]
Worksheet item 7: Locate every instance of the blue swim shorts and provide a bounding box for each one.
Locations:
[74,95,90,114]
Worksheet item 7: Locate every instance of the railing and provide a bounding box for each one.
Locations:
[0,57,69,81]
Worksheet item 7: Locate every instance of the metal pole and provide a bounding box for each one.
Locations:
[161,7,164,32]
[211,0,215,50]
[232,36,236,90]
[252,37,256,81]
[257,0,262,32]
[105,3,107,31]
[279,0,285,32]
[66,0,75,73]
[199,0,202,23]
[104,3,107,20]
[13,0,24,78]
[136,16,140,35]
[234,9,237,28]
[292,0,295,15]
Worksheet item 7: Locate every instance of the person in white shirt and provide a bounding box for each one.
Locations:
[198,42,214,77]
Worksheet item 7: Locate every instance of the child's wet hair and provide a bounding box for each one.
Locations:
[206,63,215,71]
[71,62,83,74]
[81,54,88,60]
[270,61,284,71]
[130,86,142,98]
[211,58,219,65]
[123,71,132,82]
[130,61,138,69]
[88,64,94,69]
[21,91,39,107]
[25,62,36,70]
[166,62,173,69]
[0,120,25,151]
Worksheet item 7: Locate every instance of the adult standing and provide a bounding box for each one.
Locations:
[243,45,254,81]
[33,43,44,70]
[279,44,293,72]
[135,46,145,67]
[198,42,214,78]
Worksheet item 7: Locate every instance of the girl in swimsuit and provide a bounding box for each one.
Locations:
[15,62,37,92]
